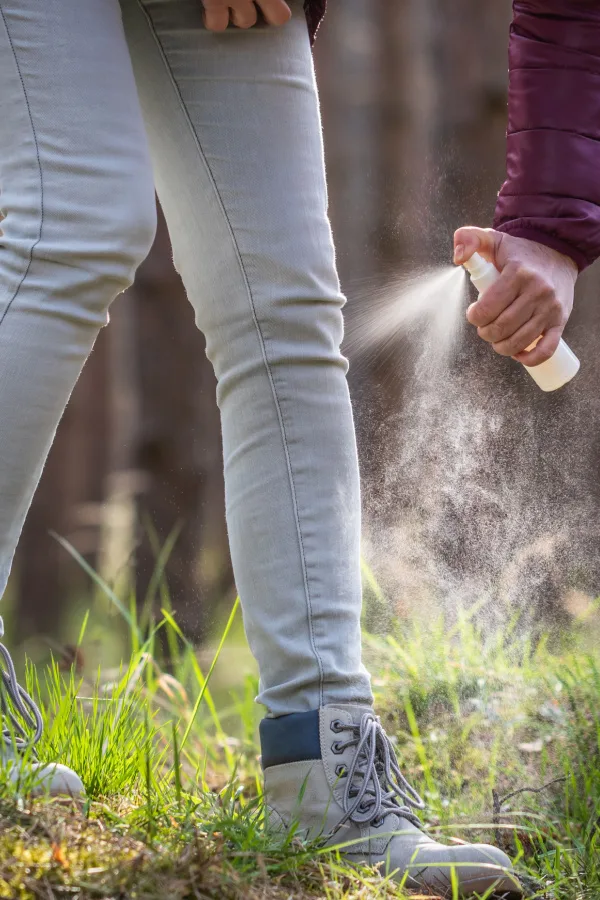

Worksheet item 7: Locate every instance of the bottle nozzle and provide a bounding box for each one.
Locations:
[462,252,491,280]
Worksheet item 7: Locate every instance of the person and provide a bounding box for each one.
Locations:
[0,0,594,895]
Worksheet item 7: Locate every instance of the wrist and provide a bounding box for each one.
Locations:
[494,224,587,274]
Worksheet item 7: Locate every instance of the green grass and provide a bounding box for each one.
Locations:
[2,559,600,898]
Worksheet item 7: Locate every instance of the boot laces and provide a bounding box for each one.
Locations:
[0,617,43,752]
[335,712,425,829]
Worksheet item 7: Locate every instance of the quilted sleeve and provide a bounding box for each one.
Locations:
[305,0,326,44]
[493,1,600,271]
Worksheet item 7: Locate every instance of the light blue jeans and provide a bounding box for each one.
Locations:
[0,0,373,715]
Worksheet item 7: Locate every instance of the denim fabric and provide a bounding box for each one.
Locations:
[0,0,372,715]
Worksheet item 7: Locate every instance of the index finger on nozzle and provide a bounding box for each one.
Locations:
[453,226,495,266]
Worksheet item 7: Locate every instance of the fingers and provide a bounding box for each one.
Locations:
[202,0,291,31]
[202,0,230,31]
[455,226,575,369]
[466,262,525,328]
[467,262,559,331]
[231,1,258,27]
[453,226,501,266]
[490,314,545,357]
[257,0,292,25]
[476,286,542,345]
[463,250,566,361]
[513,326,562,367]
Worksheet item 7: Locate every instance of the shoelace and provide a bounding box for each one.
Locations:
[0,616,43,752]
[335,711,426,829]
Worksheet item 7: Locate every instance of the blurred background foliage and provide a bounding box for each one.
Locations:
[7,0,600,664]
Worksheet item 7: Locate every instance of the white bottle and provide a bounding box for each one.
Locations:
[463,252,580,392]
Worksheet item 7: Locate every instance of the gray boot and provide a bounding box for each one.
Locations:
[262,705,522,898]
[0,617,84,798]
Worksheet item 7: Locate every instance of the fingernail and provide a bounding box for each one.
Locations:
[454,244,464,264]
[466,303,475,320]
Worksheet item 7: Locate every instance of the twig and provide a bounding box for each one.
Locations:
[493,776,567,849]
[498,776,567,808]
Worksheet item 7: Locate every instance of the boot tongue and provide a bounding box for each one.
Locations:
[324,704,375,725]
[321,704,426,829]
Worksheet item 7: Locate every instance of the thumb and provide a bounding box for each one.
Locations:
[453,226,501,266]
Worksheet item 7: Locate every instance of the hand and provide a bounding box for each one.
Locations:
[453,227,578,367]
[202,0,291,31]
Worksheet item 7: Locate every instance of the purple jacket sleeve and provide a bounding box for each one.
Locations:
[493,1,600,271]
[305,0,326,45]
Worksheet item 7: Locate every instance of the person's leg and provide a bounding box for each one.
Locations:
[121,0,371,716]
[120,6,521,895]
[0,0,156,786]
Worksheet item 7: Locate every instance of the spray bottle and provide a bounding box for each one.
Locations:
[463,252,580,392]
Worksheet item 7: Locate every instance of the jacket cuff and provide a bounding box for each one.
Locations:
[494,223,590,273]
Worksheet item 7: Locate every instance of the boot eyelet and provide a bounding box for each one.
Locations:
[331,741,344,755]
[335,764,347,778]
[372,816,385,828]
[330,719,344,733]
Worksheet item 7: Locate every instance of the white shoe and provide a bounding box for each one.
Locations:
[0,617,84,798]
[1,745,85,797]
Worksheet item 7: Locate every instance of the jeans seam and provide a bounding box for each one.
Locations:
[134,0,325,706]
[0,5,44,328]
